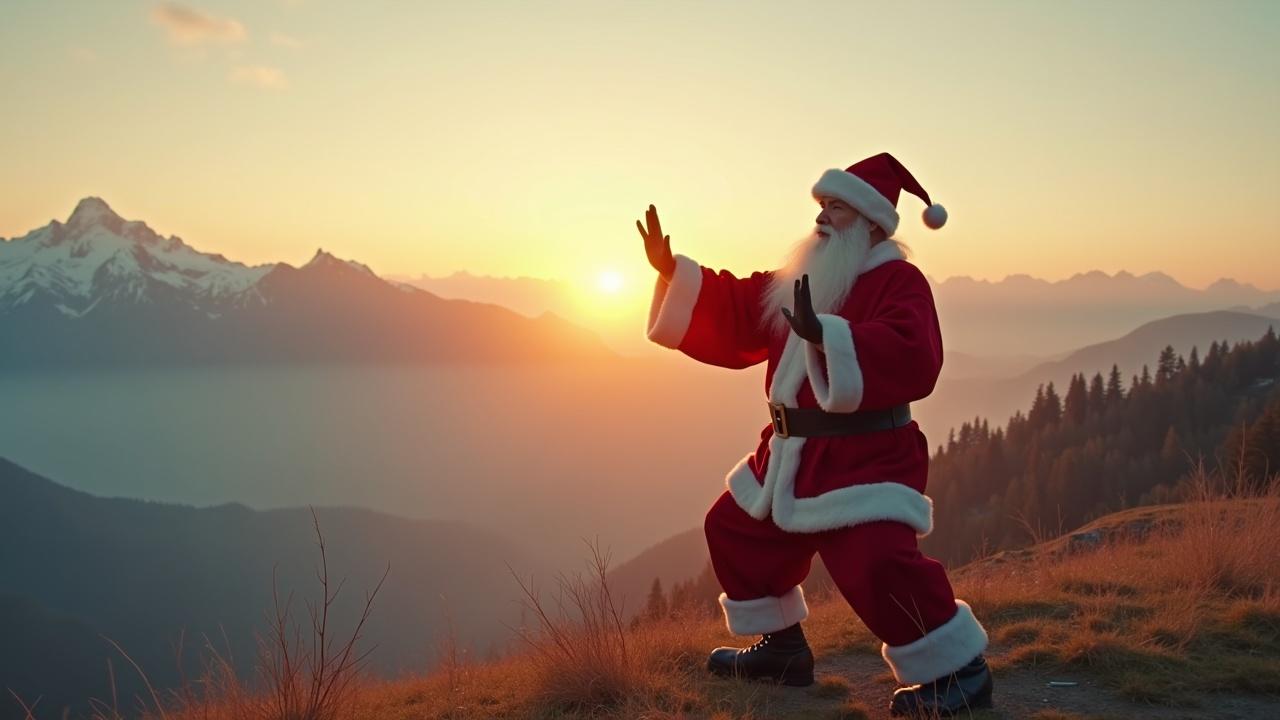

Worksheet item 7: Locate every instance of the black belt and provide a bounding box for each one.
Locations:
[768,402,911,438]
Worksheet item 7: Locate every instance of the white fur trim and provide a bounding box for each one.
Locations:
[773,478,934,535]
[861,238,908,272]
[804,314,863,412]
[728,436,804,521]
[881,600,989,685]
[728,459,934,535]
[923,203,947,229]
[718,585,809,636]
[813,168,901,237]
[645,254,701,348]
[768,331,807,403]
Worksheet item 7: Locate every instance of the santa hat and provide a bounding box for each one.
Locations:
[812,152,947,235]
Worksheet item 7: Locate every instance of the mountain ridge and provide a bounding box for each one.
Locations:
[0,197,615,367]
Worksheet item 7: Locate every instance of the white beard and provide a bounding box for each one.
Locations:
[760,214,874,338]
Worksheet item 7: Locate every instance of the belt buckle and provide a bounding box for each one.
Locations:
[768,401,790,438]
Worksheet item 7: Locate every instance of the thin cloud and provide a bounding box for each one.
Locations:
[151,2,247,46]
[229,65,288,90]
[270,32,304,49]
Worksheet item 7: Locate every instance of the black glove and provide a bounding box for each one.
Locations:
[781,274,823,345]
[636,204,675,281]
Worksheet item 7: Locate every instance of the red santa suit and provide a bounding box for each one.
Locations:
[646,211,989,684]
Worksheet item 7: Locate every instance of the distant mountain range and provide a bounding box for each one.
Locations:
[929,269,1280,357]
[399,259,1280,360]
[0,457,535,719]
[0,198,612,368]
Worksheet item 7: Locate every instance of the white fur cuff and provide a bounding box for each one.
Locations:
[719,585,809,636]
[881,600,989,685]
[804,314,864,412]
[645,254,702,349]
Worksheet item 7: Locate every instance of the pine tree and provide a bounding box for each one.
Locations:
[1044,382,1063,424]
[645,577,668,620]
[1028,384,1063,429]
[1088,372,1106,415]
[1222,395,1280,492]
[1106,364,1125,403]
[1065,373,1089,425]
[1157,345,1178,384]
[1028,385,1047,430]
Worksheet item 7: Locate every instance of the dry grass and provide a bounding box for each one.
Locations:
[91,509,389,720]
[828,698,871,719]
[951,460,1280,706]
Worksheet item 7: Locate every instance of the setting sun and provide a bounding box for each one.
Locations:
[597,270,624,294]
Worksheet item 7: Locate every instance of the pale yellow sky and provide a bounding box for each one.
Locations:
[2,0,1278,307]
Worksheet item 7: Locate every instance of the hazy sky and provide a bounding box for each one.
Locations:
[2,0,1278,306]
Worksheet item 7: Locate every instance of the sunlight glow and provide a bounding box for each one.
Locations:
[597,270,624,294]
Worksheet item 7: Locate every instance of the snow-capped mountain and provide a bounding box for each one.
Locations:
[0,197,276,317]
[0,198,611,367]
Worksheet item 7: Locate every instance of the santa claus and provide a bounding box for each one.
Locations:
[638,153,992,716]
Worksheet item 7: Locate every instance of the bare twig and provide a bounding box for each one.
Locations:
[7,689,40,720]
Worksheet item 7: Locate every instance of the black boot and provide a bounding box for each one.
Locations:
[706,623,815,687]
[889,653,994,717]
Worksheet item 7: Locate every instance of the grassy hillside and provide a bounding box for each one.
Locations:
[72,472,1279,720]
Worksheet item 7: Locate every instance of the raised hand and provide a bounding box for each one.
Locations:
[636,204,675,281]
[781,274,824,345]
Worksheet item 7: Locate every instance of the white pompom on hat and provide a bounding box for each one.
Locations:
[812,152,947,236]
[922,202,947,229]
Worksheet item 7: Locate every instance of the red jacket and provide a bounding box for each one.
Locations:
[646,240,941,536]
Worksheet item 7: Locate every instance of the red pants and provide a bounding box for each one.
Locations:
[705,490,988,684]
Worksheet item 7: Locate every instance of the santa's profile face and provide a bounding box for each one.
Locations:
[814,196,860,236]
[759,199,882,338]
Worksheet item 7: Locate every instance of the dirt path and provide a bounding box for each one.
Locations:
[711,649,1280,719]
